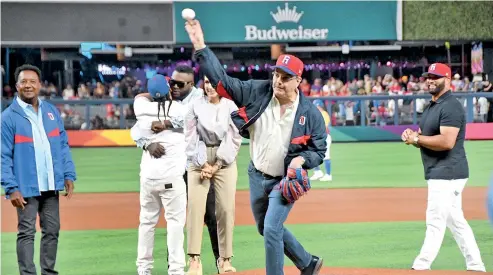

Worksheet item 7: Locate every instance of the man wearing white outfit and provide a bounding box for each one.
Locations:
[310,100,332,182]
[131,75,188,275]
[401,63,485,272]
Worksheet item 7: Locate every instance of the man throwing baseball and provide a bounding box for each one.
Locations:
[184,19,326,275]
[401,63,485,272]
[131,75,188,275]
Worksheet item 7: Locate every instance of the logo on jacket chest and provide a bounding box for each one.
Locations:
[298,115,306,126]
[47,112,55,121]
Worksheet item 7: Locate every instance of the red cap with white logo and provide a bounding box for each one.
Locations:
[273,54,304,77]
[422,63,452,79]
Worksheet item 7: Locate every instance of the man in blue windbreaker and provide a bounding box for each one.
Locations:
[1,64,77,275]
[184,20,326,275]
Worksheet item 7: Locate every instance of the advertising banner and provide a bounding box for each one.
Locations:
[66,123,493,147]
[174,1,402,44]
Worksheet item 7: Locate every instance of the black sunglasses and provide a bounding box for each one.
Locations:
[169,79,190,88]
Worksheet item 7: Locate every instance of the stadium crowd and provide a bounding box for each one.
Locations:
[2,69,492,129]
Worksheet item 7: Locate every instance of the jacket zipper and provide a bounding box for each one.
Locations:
[19,112,43,196]
[239,89,272,132]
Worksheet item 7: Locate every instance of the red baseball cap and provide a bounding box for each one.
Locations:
[273,54,304,77]
[422,63,452,79]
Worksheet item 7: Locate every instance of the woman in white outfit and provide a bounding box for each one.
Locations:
[184,76,242,275]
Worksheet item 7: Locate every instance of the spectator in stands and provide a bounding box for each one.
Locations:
[3,85,13,98]
[372,82,383,94]
[62,84,75,100]
[382,74,392,89]
[452,74,464,91]
[299,78,311,97]
[463,77,471,91]
[132,80,143,97]
[93,82,105,98]
[77,84,90,99]
[310,78,322,97]
[47,83,58,98]
[364,75,372,94]
[344,100,355,126]
[109,82,120,99]
[348,79,359,95]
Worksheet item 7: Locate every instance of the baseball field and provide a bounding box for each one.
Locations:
[1,141,493,275]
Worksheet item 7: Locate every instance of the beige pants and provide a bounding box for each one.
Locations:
[187,146,237,258]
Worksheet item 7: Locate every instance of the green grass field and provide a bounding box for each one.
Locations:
[2,141,493,274]
[72,141,493,193]
[2,221,493,275]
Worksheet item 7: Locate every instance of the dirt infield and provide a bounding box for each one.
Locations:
[2,187,490,274]
[231,266,485,275]
[1,187,488,232]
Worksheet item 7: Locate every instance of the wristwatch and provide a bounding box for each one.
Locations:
[413,135,420,145]
[143,140,152,151]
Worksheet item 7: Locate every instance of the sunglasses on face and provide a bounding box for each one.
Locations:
[169,79,190,88]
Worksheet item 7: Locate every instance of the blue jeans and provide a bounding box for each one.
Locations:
[247,162,312,275]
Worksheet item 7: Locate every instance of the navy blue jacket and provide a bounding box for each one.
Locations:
[194,47,327,175]
[1,97,77,198]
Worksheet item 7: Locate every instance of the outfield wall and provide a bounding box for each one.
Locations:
[67,123,493,147]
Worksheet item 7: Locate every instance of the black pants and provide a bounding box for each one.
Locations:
[167,173,220,268]
[17,191,60,275]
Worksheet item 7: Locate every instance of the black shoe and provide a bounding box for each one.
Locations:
[301,256,323,275]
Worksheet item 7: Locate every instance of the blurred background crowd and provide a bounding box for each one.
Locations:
[2,64,492,130]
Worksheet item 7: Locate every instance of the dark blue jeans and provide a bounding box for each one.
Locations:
[17,191,60,275]
[247,162,312,275]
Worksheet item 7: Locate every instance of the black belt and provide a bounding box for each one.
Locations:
[261,172,282,180]
[255,167,283,180]
[206,144,221,147]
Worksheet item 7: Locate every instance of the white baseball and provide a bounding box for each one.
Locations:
[181,8,196,20]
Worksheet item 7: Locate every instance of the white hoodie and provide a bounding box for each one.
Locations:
[131,96,188,180]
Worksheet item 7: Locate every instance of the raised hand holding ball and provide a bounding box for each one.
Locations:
[181,8,196,21]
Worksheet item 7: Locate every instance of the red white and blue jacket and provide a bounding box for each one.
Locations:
[194,47,327,174]
[1,97,76,198]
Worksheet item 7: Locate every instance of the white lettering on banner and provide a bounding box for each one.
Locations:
[98,64,127,76]
[245,25,328,41]
[244,3,329,42]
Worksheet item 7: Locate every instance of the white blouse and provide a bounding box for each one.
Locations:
[184,96,242,167]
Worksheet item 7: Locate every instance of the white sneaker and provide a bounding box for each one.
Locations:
[310,171,324,181]
[320,174,332,181]
[467,264,486,272]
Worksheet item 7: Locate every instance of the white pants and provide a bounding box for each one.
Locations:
[137,177,187,275]
[412,179,485,271]
[324,135,332,160]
